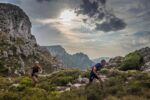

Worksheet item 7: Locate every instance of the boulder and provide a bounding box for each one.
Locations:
[108,56,123,68]
[3,51,8,58]
[141,61,150,72]
[8,50,13,56]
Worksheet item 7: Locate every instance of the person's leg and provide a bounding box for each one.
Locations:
[86,74,94,88]
[32,75,38,86]
[95,76,104,89]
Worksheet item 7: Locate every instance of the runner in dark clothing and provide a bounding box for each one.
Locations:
[88,59,106,88]
[31,61,42,86]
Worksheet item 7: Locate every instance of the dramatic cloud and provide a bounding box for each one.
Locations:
[36,0,58,2]
[0,0,149,58]
[76,0,126,32]
[96,17,126,32]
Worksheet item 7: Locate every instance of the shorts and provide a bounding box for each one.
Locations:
[31,72,38,77]
[89,71,99,82]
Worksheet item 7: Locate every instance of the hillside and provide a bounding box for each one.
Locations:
[107,47,150,72]
[0,3,58,76]
[45,45,94,69]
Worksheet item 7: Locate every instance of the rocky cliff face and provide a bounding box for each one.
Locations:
[136,47,150,71]
[45,45,94,69]
[0,3,57,76]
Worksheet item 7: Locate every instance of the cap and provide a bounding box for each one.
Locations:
[35,61,39,64]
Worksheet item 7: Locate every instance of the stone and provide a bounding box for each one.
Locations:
[18,57,25,75]
[141,61,150,72]
[16,46,21,55]
[108,56,123,68]
[67,82,73,87]
[8,50,13,56]
[3,51,8,58]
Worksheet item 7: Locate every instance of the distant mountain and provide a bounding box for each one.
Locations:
[45,45,94,69]
[92,57,110,64]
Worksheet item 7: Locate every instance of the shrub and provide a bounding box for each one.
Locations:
[58,89,86,100]
[121,95,147,100]
[22,87,47,100]
[0,76,11,89]
[85,83,104,100]
[81,71,90,78]
[50,76,74,86]
[121,52,143,70]
[49,69,81,86]
[127,80,142,95]
[18,76,32,87]
[0,91,20,100]
[100,68,110,75]
[0,61,8,75]
[104,96,119,100]
[37,82,56,91]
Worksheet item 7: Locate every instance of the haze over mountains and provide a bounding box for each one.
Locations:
[92,57,110,63]
[45,45,94,69]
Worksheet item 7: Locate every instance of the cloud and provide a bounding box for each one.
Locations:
[0,0,21,4]
[36,0,58,2]
[76,0,126,32]
[96,17,126,32]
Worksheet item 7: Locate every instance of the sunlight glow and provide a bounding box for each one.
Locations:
[59,10,76,22]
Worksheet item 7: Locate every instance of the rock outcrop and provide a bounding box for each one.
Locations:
[107,56,123,68]
[107,47,150,71]
[0,3,57,76]
[136,47,150,71]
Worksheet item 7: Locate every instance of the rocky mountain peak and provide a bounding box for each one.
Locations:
[0,3,34,40]
[0,3,57,76]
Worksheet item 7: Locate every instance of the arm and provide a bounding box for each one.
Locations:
[92,66,99,78]
[38,65,43,73]
[93,66,103,84]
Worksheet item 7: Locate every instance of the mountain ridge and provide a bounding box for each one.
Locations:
[44,45,94,69]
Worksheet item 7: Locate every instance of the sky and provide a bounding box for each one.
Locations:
[0,0,150,59]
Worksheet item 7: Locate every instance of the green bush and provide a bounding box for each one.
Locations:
[100,68,110,75]
[85,83,104,100]
[37,82,56,91]
[22,87,47,100]
[0,91,20,100]
[50,76,74,86]
[58,89,86,100]
[121,95,147,100]
[49,69,81,86]
[121,52,143,70]
[127,80,142,95]
[0,76,11,89]
[81,71,90,78]
[0,61,8,75]
[18,76,32,87]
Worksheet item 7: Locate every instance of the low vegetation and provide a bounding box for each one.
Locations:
[121,52,143,70]
[0,69,149,100]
